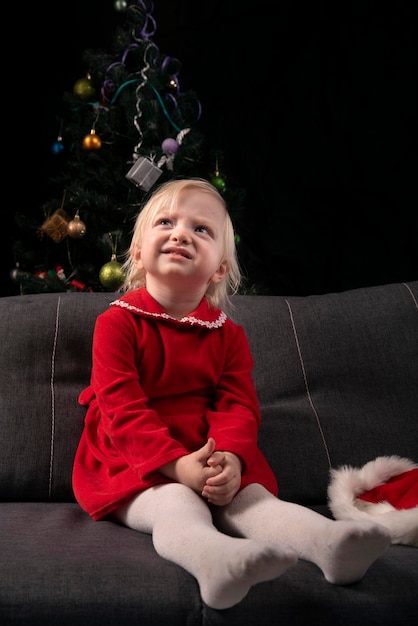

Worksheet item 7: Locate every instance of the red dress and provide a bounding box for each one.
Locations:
[72,287,278,520]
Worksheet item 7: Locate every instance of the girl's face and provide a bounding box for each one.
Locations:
[133,190,228,292]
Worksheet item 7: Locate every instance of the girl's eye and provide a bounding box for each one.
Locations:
[157,218,171,226]
[195,225,210,234]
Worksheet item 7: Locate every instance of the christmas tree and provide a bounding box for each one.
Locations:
[12,0,242,294]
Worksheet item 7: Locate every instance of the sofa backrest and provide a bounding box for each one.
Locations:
[0,281,417,505]
[231,281,418,504]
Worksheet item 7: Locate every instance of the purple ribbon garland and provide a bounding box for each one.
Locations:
[96,0,202,163]
[99,18,202,126]
[130,0,157,40]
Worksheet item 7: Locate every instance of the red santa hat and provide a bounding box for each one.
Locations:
[327,455,418,546]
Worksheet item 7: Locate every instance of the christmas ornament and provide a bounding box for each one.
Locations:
[99,255,125,290]
[126,156,162,191]
[10,265,31,290]
[210,175,226,192]
[52,119,65,155]
[40,208,71,243]
[73,74,96,100]
[210,160,226,192]
[67,212,87,239]
[35,270,48,279]
[56,266,66,281]
[154,128,190,174]
[99,233,126,290]
[82,108,102,151]
[69,279,91,292]
[161,137,179,155]
[82,129,102,151]
[114,0,127,11]
[51,137,64,155]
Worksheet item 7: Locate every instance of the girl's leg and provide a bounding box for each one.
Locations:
[213,483,391,585]
[113,483,297,609]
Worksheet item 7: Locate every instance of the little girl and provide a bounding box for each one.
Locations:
[72,178,391,610]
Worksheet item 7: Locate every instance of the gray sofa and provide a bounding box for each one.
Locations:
[1,281,417,625]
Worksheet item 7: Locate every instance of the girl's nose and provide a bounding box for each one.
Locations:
[170,227,190,243]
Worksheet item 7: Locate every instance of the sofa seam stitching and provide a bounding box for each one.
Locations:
[284,298,332,470]
[48,296,61,500]
[402,282,418,310]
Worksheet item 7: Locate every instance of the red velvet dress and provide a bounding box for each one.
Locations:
[72,287,278,520]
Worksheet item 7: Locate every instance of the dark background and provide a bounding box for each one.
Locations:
[5,0,417,296]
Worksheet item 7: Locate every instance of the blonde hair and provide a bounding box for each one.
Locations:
[120,178,242,309]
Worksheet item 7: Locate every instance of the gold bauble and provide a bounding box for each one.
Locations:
[82,130,102,151]
[99,259,126,290]
[73,76,96,100]
[67,214,87,239]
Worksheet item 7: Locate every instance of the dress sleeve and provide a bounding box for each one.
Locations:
[205,324,261,470]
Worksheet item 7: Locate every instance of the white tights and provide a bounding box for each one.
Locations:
[114,482,391,610]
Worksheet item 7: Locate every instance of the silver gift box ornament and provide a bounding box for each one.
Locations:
[126,157,163,192]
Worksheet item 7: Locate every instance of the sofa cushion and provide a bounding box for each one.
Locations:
[1,502,417,626]
[0,502,202,625]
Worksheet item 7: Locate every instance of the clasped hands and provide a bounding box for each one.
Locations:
[161,437,242,506]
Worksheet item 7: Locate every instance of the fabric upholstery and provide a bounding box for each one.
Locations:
[0,281,417,625]
[230,282,418,503]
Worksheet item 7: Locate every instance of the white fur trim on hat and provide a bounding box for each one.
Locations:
[327,455,418,547]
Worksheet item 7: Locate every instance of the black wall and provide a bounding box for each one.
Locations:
[5,0,417,296]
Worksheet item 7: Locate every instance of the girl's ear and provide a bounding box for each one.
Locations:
[210,260,228,284]
[131,244,144,269]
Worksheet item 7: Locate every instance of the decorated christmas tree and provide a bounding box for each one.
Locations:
[12,0,241,294]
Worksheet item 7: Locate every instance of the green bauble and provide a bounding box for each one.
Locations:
[210,175,226,192]
[99,260,125,290]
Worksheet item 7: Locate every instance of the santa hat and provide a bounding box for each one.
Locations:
[327,455,418,546]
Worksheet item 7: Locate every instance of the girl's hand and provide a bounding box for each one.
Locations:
[201,451,242,506]
[159,438,222,494]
